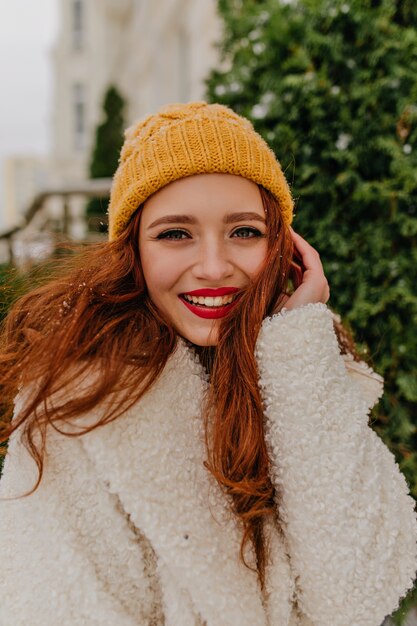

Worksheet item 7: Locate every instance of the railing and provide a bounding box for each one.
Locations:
[0,178,112,266]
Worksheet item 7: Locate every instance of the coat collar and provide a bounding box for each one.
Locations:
[81,342,268,624]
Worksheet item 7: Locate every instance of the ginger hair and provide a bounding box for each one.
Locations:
[0,185,358,589]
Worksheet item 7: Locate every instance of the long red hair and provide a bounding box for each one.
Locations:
[0,185,357,589]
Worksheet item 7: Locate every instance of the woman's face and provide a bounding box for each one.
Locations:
[139,173,268,346]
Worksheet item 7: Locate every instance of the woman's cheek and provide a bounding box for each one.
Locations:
[237,244,267,278]
[141,246,180,293]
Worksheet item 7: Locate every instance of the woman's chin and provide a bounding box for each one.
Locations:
[177,325,219,347]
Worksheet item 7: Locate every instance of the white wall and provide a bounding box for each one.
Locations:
[50,0,222,187]
[3,156,51,225]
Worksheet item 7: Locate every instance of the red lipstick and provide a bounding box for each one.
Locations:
[178,287,241,319]
[180,297,239,319]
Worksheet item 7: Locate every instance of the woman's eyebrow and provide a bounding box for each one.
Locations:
[224,211,266,224]
[147,215,196,229]
[147,211,266,229]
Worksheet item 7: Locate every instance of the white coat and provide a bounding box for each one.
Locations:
[1,303,416,626]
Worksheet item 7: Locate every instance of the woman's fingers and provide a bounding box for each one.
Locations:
[273,228,330,313]
[289,228,322,273]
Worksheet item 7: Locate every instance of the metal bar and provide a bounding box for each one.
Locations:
[0,178,113,242]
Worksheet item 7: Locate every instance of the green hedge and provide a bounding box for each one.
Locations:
[206,0,417,621]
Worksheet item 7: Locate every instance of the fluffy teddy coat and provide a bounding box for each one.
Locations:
[1,303,416,626]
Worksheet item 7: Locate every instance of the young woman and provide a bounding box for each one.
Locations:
[0,101,416,626]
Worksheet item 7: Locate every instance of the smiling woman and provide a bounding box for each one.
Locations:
[139,173,268,345]
[0,101,416,626]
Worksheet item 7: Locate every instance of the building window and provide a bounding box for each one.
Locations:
[73,83,86,151]
[72,0,84,50]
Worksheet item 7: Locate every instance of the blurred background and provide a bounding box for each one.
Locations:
[0,0,221,254]
[0,1,416,623]
[0,0,57,237]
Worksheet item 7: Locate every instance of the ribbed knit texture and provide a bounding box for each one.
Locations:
[108,101,294,240]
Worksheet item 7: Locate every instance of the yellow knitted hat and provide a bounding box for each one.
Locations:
[108,101,293,240]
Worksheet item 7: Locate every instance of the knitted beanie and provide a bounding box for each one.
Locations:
[108,101,293,240]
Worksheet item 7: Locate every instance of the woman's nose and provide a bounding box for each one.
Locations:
[192,239,234,282]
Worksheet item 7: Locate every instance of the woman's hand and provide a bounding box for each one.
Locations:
[273,228,330,314]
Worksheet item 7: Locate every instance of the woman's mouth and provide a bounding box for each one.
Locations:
[179,291,240,319]
[183,293,236,306]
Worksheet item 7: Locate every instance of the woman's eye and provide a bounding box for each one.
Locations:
[232,227,263,238]
[156,229,190,240]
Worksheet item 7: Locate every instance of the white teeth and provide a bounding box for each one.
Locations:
[182,294,236,307]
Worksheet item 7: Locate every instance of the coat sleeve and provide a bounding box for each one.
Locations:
[0,392,157,626]
[255,303,417,626]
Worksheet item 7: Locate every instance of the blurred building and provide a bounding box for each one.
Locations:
[1,0,221,239]
[3,156,51,228]
[50,0,222,186]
